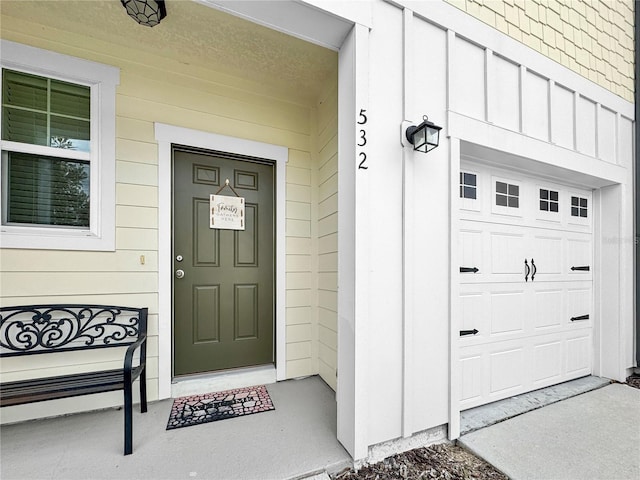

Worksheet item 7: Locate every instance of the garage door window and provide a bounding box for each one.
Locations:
[496,181,519,208]
[571,196,588,217]
[460,172,477,199]
[540,189,559,212]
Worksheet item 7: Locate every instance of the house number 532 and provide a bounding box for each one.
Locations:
[357,108,368,170]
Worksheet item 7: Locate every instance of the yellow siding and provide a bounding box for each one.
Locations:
[446,0,635,101]
[315,82,339,391]
[0,10,338,420]
[285,148,315,379]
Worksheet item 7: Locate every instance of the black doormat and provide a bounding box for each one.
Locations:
[166,384,275,430]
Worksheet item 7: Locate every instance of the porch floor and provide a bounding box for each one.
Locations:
[0,376,351,480]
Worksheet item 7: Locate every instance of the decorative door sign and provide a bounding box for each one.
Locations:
[210,194,245,230]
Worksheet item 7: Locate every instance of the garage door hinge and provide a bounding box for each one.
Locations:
[460,266,479,273]
[570,266,590,271]
[460,329,479,336]
[570,314,590,321]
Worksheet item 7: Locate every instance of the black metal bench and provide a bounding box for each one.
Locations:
[0,305,148,455]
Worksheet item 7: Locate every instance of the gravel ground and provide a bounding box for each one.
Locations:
[331,443,508,480]
[627,374,640,390]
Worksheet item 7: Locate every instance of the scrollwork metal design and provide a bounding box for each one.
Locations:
[0,305,142,356]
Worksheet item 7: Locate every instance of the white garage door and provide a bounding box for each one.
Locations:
[458,163,593,410]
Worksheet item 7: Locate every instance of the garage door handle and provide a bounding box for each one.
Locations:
[460,329,479,336]
[571,266,590,271]
[531,258,536,281]
[460,267,479,273]
[570,314,590,321]
[524,259,530,282]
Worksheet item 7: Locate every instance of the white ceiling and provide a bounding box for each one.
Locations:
[199,0,354,51]
[0,0,339,105]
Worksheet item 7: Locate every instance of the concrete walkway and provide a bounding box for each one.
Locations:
[460,375,610,435]
[459,383,640,480]
[0,376,351,480]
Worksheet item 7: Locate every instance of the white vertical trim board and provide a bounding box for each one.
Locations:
[448,137,461,440]
[484,48,492,124]
[337,22,370,461]
[401,6,415,440]
[154,123,288,398]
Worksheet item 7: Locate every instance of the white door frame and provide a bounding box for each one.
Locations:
[155,123,288,399]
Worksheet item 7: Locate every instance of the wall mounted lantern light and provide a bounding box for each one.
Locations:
[404,115,442,153]
[121,0,167,27]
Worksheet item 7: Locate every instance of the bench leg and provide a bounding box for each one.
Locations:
[140,370,148,413]
[124,382,133,455]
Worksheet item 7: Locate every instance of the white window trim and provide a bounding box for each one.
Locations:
[0,40,119,251]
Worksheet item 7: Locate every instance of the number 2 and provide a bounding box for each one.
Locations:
[358,152,368,169]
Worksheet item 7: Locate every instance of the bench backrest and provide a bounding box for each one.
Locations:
[0,305,148,357]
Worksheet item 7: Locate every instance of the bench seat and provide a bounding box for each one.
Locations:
[0,304,148,455]
[0,365,145,407]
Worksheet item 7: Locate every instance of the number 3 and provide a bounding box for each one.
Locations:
[358,129,367,147]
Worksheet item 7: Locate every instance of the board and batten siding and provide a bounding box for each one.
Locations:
[0,14,337,422]
[444,30,634,169]
[445,0,635,102]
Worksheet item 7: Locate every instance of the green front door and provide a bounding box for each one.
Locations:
[173,148,274,376]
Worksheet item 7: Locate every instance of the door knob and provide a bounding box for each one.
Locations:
[175,269,185,279]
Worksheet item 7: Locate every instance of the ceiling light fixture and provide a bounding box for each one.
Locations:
[121,0,167,27]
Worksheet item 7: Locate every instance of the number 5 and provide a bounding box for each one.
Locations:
[357,109,367,125]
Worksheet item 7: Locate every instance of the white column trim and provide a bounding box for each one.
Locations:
[518,64,526,134]
[548,79,556,144]
[484,48,493,124]
[448,136,461,440]
[337,22,370,461]
[154,123,288,399]
[446,29,455,114]
[400,6,416,439]
[595,102,602,160]
[573,91,579,151]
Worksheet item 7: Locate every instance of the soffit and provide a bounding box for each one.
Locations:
[198,0,354,50]
[0,0,338,105]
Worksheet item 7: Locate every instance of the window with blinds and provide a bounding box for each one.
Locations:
[2,69,91,228]
[6,153,90,227]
